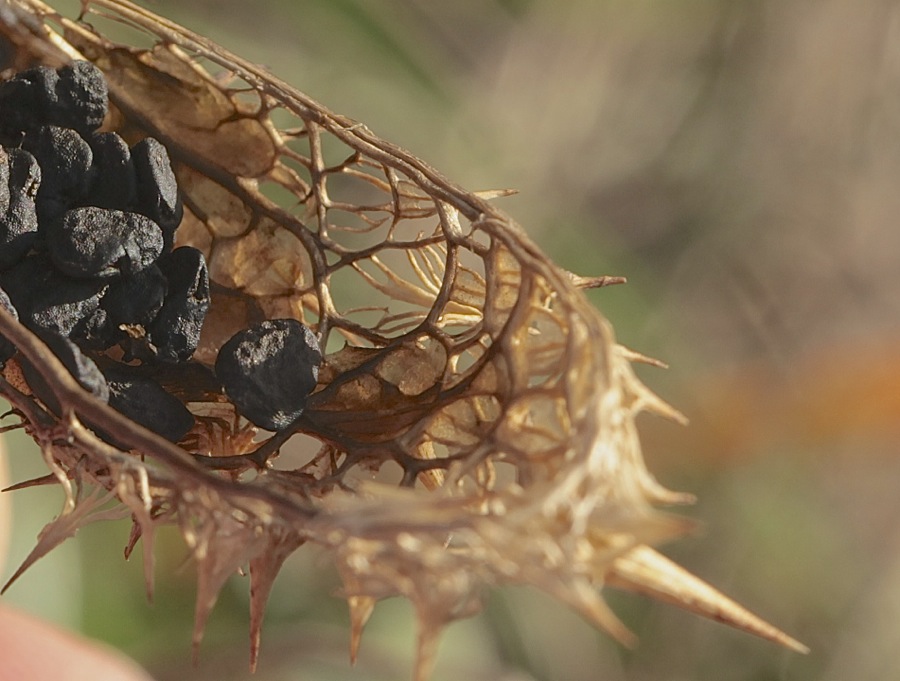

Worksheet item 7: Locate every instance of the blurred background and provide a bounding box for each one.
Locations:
[3,0,900,679]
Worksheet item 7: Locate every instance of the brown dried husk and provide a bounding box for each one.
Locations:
[0,1,806,677]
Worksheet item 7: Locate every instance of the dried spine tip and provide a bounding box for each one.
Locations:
[608,546,810,654]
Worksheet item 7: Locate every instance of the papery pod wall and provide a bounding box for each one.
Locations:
[0,1,805,678]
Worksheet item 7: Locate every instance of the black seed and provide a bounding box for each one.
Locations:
[131,137,182,249]
[104,264,167,328]
[0,65,55,136]
[20,329,109,415]
[215,319,322,431]
[98,264,167,347]
[23,125,94,211]
[72,304,112,350]
[0,148,40,270]
[0,285,19,363]
[0,255,107,338]
[102,364,195,442]
[87,132,136,209]
[7,148,41,199]
[49,61,108,134]
[149,247,209,363]
[0,62,107,137]
[47,206,163,279]
[0,147,9,211]
[0,197,39,270]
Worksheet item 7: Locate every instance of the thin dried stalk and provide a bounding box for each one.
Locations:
[0,1,806,678]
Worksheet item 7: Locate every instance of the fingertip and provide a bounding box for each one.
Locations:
[0,605,156,681]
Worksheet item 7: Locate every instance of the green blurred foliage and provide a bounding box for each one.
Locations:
[3,0,900,679]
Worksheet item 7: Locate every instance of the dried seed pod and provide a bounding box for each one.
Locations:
[215,319,321,431]
[0,3,806,679]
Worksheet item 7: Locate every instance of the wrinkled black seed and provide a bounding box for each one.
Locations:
[20,329,109,414]
[47,207,163,279]
[215,319,322,431]
[0,65,55,136]
[131,137,182,249]
[87,132,136,209]
[103,264,167,327]
[102,364,195,442]
[72,304,112,350]
[0,62,107,136]
[0,147,8,211]
[98,264,167,346]
[149,247,209,363]
[44,332,110,403]
[0,148,40,270]
[24,125,93,210]
[0,255,107,338]
[0,285,18,363]
[49,61,108,134]
[0,197,39,270]
[35,196,68,233]
[7,148,41,199]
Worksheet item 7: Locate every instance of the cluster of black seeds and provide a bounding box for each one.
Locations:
[0,60,201,441]
[0,60,323,441]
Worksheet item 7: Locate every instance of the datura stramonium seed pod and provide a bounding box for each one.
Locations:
[0,2,807,679]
